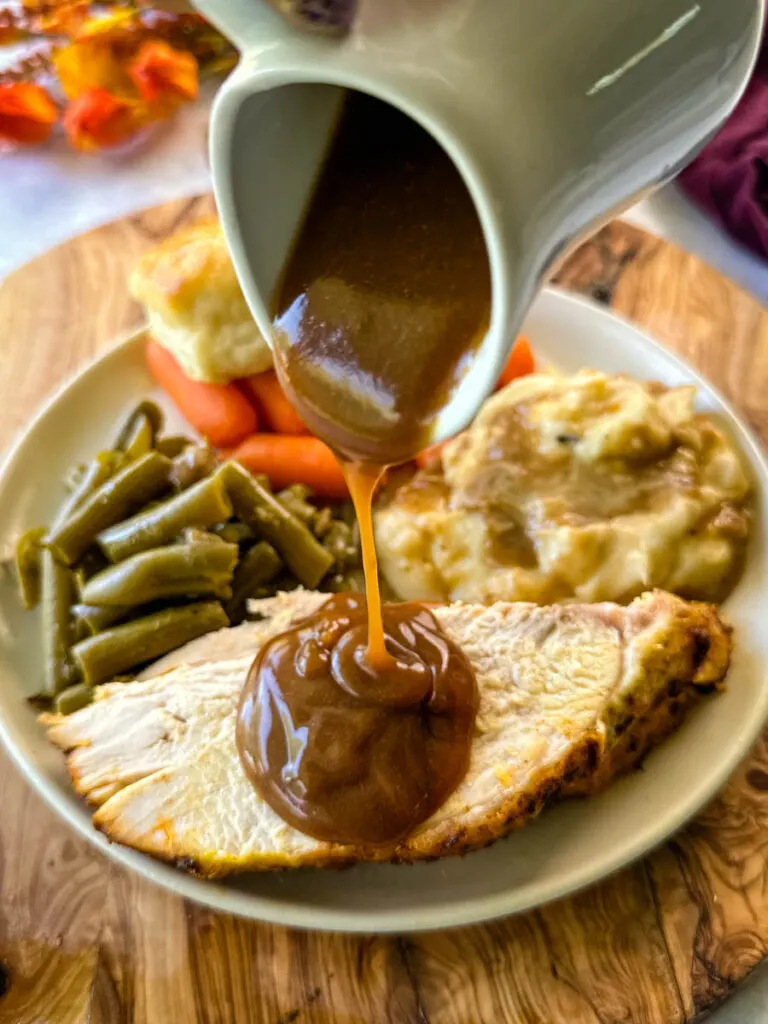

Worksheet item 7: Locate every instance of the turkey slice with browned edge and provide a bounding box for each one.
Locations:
[42,590,730,877]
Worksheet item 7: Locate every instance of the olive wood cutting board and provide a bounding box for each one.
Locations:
[0,195,767,1024]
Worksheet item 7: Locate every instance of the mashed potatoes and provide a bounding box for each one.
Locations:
[375,370,751,605]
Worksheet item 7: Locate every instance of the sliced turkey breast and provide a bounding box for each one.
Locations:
[42,590,729,876]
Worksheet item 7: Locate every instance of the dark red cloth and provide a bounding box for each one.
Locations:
[678,29,768,259]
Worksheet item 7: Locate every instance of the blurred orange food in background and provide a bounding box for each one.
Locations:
[129,39,198,106]
[0,81,57,143]
[62,86,137,151]
[0,3,235,151]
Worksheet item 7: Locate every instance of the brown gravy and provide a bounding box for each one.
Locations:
[237,92,490,846]
[237,593,477,845]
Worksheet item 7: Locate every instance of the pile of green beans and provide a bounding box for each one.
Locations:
[15,400,361,713]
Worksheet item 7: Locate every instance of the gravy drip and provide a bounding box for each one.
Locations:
[344,461,392,668]
[237,592,478,845]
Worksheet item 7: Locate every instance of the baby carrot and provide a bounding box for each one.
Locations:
[415,440,449,470]
[496,336,535,389]
[242,371,309,435]
[228,435,348,499]
[145,339,258,448]
[414,338,535,466]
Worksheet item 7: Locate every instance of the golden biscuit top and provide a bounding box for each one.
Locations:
[130,219,246,317]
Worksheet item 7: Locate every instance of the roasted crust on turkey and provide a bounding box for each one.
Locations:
[42,590,730,877]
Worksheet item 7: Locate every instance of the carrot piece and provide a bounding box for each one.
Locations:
[242,371,309,435]
[145,339,258,448]
[415,338,535,465]
[228,435,348,499]
[496,336,535,390]
[415,440,448,470]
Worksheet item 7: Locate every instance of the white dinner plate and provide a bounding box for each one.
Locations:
[0,287,766,934]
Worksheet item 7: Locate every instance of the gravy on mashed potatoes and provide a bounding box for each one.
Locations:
[375,370,751,606]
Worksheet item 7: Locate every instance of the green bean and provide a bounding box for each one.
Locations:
[72,614,89,645]
[121,414,154,461]
[282,483,313,502]
[324,520,361,572]
[15,527,45,609]
[98,471,232,562]
[225,542,283,624]
[113,401,163,452]
[170,444,218,491]
[348,568,366,592]
[47,451,171,566]
[63,463,86,493]
[324,570,366,593]
[311,506,333,539]
[54,682,94,715]
[247,585,280,601]
[277,486,316,523]
[71,601,229,685]
[180,527,229,545]
[40,549,75,696]
[73,568,87,599]
[72,602,131,638]
[340,500,357,527]
[212,521,256,546]
[51,451,123,533]
[222,462,333,589]
[157,435,191,459]
[81,540,238,607]
[72,550,109,596]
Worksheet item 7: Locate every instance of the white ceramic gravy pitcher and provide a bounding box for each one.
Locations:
[194,0,763,443]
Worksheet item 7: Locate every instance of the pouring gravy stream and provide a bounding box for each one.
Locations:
[237,92,492,845]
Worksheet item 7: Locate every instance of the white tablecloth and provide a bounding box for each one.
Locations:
[0,93,767,1024]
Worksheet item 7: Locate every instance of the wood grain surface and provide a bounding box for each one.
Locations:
[0,197,767,1024]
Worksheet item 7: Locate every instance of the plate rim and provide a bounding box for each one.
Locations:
[1,289,767,934]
